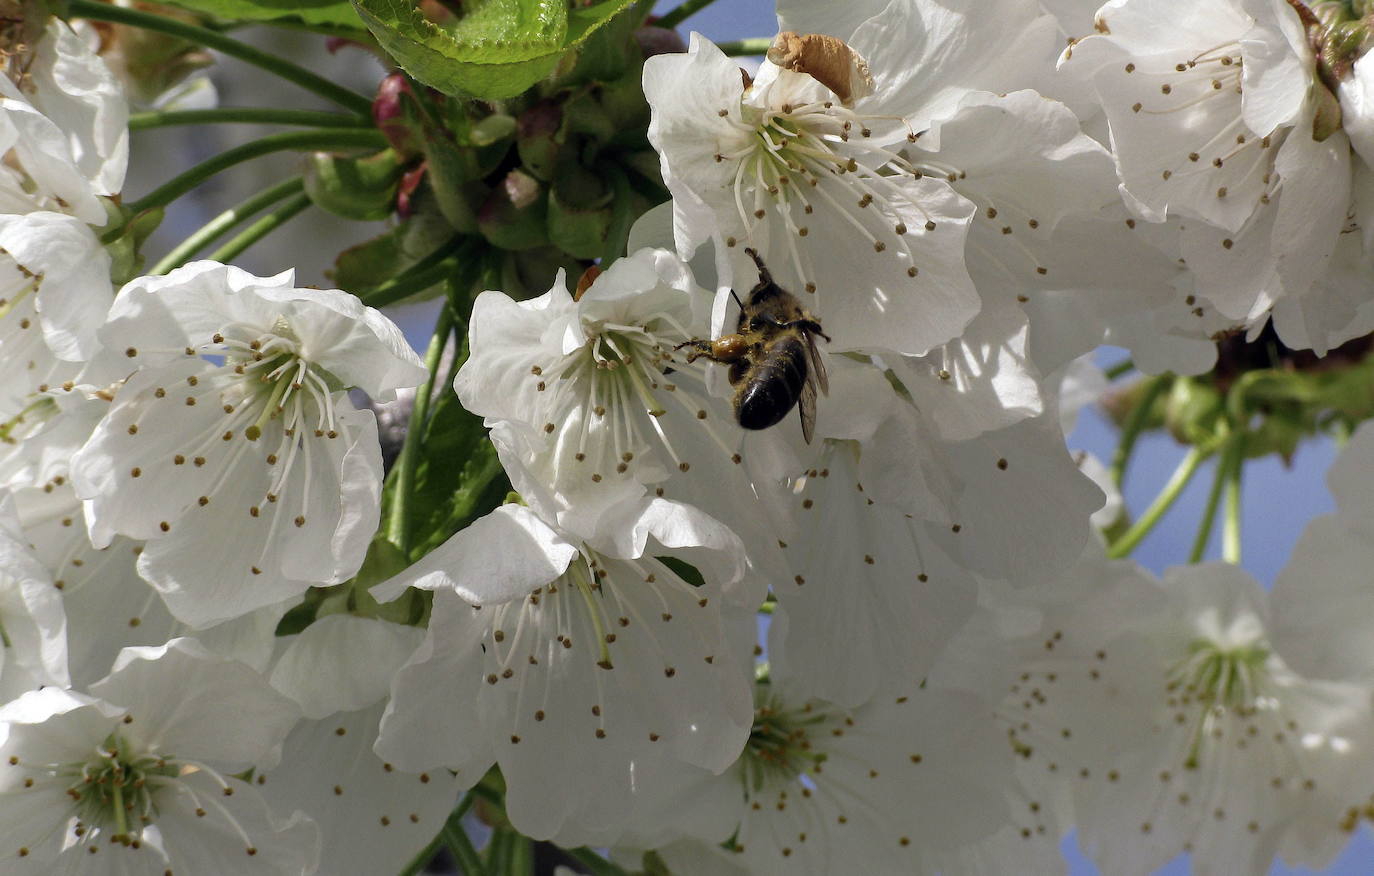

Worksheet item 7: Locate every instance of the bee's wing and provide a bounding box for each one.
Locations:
[798,374,818,444]
[804,331,829,396]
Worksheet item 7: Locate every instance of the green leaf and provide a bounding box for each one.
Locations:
[407,390,509,560]
[351,0,640,100]
[150,0,365,30]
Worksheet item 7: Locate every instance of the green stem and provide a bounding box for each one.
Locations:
[357,238,469,308]
[204,192,312,262]
[150,177,305,275]
[1104,358,1135,380]
[567,847,630,876]
[1222,432,1245,564]
[67,0,374,117]
[654,0,722,29]
[130,108,367,131]
[114,129,385,226]
[387,306,455,556]
[717,37,773,56]
[484,829,510,871]
[442,811,487,876]
[1110,376,1168,489]
[1107,446,1211,560]
[1188,434,1240,563]
[508,835,533,876]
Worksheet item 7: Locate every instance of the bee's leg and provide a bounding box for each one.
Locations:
[743,247,773,287]
[673,339,714,363]
[797,319,831,343]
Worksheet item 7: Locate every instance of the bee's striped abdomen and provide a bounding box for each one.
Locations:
[735,336,808,430]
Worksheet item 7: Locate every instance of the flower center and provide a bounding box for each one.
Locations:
[717,94,929,292]
[742,696,830,794]
[1166,637,1272,768]
[59,732,180,845]
[164,322,344,509]
[531,313,734,484]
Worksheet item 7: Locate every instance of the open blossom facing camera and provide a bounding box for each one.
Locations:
[373,465,755,841]
[0,639,314,875]
[68,262,426,627]
[615,678,1017,876]
[966,556,1374,876]
[645,32,982,357]
[454,248,748,537]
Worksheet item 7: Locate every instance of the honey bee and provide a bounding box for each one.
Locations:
[676,248,830,443]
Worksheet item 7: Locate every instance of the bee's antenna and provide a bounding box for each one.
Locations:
[742,246,772,286]
[730,288,745,310]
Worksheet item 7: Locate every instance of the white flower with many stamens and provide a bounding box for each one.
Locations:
[373,475,754,842]
[645,33,981,356]
[454,247,753,542]
[1065,0,1374,354]
[977,555,1374,875]
[0,638,316,874]
[68,261,426,628]
[613,679,1016,876]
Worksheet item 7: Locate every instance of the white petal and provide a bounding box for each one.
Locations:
[892,304,1044,441]
[269,615,424,718]
[370,502,577,603]
[28,19,129,197]
[92,638,300,771]
[0,211,112,361]
[256,703,459,876]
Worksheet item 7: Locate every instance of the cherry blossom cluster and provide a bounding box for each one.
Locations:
[2,1,1374,874]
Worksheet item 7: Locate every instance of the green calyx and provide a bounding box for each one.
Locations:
[1107,326,1374,464]
[304,149,405,221]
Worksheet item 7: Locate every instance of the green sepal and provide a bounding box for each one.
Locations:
[516,100,564,181]
[422,131,492,233]
[303,149,403,221]
[1164,377,1223,446]
[546,177,612,259]
[478,168,550,250]
[104,203,164,286]
[349,537,428,624]
[274,596,321,637]
[330,192,456,292]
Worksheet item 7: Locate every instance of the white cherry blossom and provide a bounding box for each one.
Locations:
[0,19,126,416]
[644,33,980,357]
[69,261,425,627]
[0,639,315,874]
[613,678,1016,876]
[976,555,1374,875]
[0,18,127,223]
[373,488,754,842]
[453,248,750,539]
